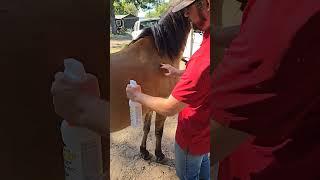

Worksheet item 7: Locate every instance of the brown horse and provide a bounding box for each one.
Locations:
[110,8,191,162]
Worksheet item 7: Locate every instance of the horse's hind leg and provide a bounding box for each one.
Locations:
[155,113,166,162]
[140,111,152,160]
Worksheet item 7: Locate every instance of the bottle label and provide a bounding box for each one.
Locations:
[63,146,83,180]
[63,140,103,180]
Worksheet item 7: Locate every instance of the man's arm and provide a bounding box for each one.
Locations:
[137,94,186,117]
[175,69,185,76]
[127,83,186,117]
[211,119,249,164]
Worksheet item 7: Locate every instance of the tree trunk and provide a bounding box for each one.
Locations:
[110,0,117,34]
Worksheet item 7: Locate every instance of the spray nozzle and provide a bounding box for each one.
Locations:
[64,58,86,81]
[129,80,138,87]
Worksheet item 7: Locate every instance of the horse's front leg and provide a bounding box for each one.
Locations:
[140,111,153,160]
[154,113,166,162]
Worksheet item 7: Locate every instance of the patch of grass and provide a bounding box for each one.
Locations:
[110,47,123,53]
[110,43,130,53]
[121,43,129,49]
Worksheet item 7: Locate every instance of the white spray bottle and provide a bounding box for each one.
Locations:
[60,58,103,180]
[129,80,143,127]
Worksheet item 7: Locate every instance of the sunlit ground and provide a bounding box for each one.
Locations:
[110,33,132,53]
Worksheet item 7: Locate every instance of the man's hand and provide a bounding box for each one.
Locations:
[51,72,100,127]
[126,82,186,117]
[160,64,184,77]
[126,83,142,102]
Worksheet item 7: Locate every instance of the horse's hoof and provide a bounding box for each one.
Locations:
[156,156,168,164]
[140,152,152,160]
[140,147,152,160]
[155,152,165,163]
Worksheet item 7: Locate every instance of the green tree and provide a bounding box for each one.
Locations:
[113,1,126,15]
[124,3,139,16]
[113,0,159,12]
[124,0,158,10]
[111,0,164,34]
[145,2,170,18]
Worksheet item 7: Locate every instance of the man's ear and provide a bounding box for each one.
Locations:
[206,0,210,11]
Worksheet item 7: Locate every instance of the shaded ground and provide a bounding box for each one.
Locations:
[110,114,179,180]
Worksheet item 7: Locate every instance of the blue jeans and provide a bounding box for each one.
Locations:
[175,142,210,180]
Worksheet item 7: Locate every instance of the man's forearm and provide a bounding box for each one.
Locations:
[177,69,185,76]
[136,94,184,117]
[214,25,240,47]
[78,95,109,136]
[174,69,185,78]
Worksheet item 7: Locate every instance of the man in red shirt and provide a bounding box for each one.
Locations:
[212,0,320,179]
[126,0,212,179]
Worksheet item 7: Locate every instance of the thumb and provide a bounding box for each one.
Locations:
[54,72,64,80]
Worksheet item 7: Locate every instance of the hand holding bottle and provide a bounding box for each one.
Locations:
[126,80,143,128]
[51,58,100,127]
[126,80,142,102]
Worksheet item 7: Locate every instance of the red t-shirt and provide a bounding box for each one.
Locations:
[172,31,211,155]
[212,0,320,179]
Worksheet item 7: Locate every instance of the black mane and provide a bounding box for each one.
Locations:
[130,9,191,60]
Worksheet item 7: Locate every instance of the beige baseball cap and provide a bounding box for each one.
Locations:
[172,0,196,13]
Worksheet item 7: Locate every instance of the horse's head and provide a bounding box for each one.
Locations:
[131,8,191,61]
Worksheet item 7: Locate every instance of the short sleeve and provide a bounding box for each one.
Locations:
[172,61,211,107]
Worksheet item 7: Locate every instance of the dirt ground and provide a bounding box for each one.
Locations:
[110,113,179,180]
[110,33,132,53]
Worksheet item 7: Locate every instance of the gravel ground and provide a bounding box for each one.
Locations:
[110,114,179,180]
